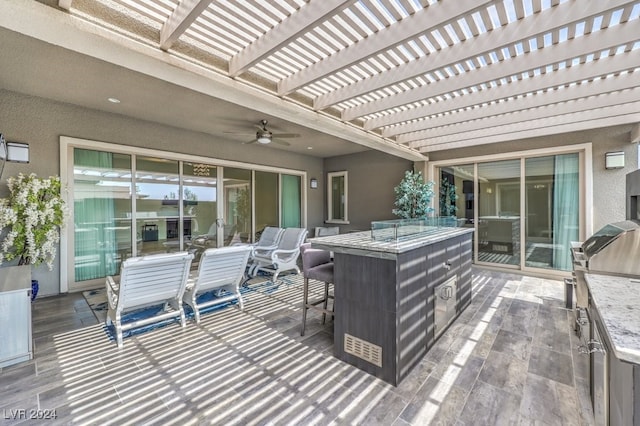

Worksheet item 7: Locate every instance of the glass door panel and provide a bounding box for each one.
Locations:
[281,174,301,227]
[255,171,279,241]
[181,162,217,262]
[439,164,475,254]
[135,156,179,256]
[73,148,132,284]
[223,167,252,246]
[525,154,579,270]
[478,159,521,266]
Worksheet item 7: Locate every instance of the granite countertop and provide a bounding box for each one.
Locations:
[309,227,474,259]
[584,273,640,365]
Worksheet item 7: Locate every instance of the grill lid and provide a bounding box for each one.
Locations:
[582,220,640,258]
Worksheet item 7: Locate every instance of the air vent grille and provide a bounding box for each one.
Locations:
[344,333,382,367]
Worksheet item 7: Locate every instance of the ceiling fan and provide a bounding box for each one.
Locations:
[226,120,300,146]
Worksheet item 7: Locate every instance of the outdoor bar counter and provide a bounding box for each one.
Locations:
[311,223,474,385]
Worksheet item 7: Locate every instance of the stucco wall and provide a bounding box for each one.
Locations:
[428,125,639,233]
[323,150,413,232]
[0,89,325,295]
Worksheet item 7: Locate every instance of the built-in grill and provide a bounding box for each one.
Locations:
[570,220,640,335]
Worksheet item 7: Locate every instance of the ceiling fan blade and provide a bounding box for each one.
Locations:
[272,139,291,146]
[242,139,258,145]
[223,131,254,135]
[272,133,300,139]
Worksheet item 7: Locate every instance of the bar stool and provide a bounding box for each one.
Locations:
[300,243,335,336]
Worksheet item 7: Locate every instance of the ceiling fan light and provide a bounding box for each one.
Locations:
[256,135,271,144]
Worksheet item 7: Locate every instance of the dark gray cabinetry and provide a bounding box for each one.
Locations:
[333,233,473,386]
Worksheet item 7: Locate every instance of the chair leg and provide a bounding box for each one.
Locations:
[301,277,309,336]
[322,281,329,325]
[237,291,244,311]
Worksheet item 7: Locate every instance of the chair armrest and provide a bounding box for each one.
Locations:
[253,244,279,256]
[270,248,299,261]
[105,275,119,310]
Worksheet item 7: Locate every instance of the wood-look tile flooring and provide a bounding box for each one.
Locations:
[0,268,594,425]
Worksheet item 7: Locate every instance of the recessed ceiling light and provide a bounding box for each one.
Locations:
[307,146,313,150]
[108,97,121,103]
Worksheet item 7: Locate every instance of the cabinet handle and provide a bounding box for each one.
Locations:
[440,286,453,300]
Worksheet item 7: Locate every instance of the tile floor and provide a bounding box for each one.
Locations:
[0,268,594,425]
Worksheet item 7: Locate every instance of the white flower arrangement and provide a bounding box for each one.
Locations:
[0,173,67,270]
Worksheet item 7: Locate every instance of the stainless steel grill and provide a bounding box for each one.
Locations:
[570,220,640,335]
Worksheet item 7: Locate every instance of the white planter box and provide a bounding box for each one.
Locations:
[0,265,33,368]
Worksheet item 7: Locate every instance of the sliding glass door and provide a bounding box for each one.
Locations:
[67,141,305,290]
[435,150,582,274]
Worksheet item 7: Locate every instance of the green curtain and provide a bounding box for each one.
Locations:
[74,149,117,280]
[552,153,579,270]
[281,174,301,228]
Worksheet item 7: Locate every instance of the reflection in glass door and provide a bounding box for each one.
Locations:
[135,156,180,257]
[180,162,217,262]
[223,167,251,246]
[255,171,279,241]
[478,160,521,266]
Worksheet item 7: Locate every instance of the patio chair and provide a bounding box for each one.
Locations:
[314,226,340,237]
[105,251,194,348]
[183,245,252,324]
[250,227,308,282]
[247,226,284,276]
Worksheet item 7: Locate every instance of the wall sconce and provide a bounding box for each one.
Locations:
[605,151,625,169]
[310,178,318,189]
[0,135,30,163]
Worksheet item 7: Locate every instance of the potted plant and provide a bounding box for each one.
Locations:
[392,170,435,219]
[0,173,66,300]
[439,179,459,217]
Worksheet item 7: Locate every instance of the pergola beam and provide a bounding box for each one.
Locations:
[58,0,73,10]
[400,84,640,144]
[412,101,640,152]
[277,0,495,96]
[160,0,211,51]
[342,22,639,121]
[372,51,640,133]
[229,0,357,77]
[315,0,632,111]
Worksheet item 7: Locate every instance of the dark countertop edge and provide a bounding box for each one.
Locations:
[309,227,473,257]
[584,273,640,365]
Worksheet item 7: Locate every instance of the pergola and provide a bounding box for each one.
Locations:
[4,0,640,159]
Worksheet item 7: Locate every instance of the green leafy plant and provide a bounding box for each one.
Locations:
[0,173,67,270]
[439,179,459,217]
[392,170,434,219]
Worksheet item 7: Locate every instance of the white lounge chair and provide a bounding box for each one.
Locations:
[183,245,252,324]
[250,227,308,282]
[247,226,284,276]
[105,251,194,348]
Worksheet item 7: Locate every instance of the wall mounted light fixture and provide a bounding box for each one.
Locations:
[310,178,318,189]
[605,151,625,169]
[0,136,30,163]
